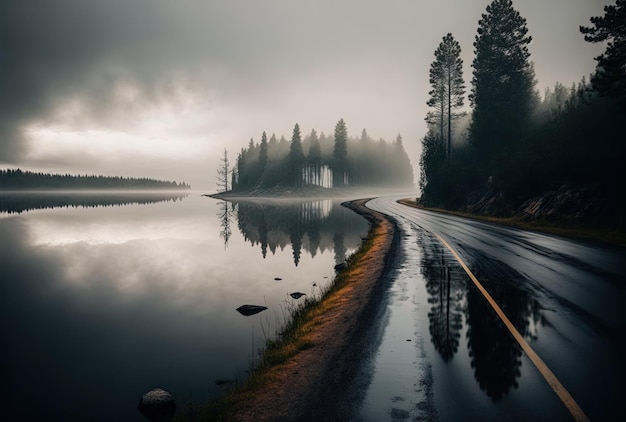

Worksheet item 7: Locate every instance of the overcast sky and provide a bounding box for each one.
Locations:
[0,0,612,190]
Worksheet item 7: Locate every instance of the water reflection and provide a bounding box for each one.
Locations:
[465,253,543,400]
[0,191,188,214]
[217,200,236,248]
[232,199,366,266]
[420,236,463,362]
[1,194,368,421]
[420,234,543,401]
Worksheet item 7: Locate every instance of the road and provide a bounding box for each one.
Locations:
[338,196,626,421]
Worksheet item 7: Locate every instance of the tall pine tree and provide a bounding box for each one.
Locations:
[469,0,536,168]
[288,123,304,186]
[216,148,230,192]
[333,119,348,187]
[259,131,268,175]
[426,33,466,164]
[307,129,321,185]
[580,0,626,106]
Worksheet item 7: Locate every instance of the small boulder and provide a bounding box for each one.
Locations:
[138,388,176,422]
[236,304,268,316]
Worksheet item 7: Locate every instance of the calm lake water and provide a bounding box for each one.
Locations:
[0,192,369,421]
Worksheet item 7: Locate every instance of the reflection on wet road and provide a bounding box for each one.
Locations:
[352,196,626,421]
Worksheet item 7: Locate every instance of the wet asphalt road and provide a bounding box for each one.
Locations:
[341,196,626,421]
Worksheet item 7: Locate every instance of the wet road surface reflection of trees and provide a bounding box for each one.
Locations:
[419,231,544,401]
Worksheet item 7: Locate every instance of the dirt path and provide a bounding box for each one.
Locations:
[231,199,399,421]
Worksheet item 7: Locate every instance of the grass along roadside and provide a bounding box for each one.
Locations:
[398,198,625,248]
[175,199,396,421]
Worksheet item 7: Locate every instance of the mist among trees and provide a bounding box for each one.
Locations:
[419,0,625,226]
[225,119,414,192]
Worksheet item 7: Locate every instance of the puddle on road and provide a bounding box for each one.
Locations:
[355,220,435,421]
[353,217,566,421]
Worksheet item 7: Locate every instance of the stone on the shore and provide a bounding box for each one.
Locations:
[137,388,176,422]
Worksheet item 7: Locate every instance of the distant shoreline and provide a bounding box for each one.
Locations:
[207,185,417,200]
[0,168,191,191]
[1,189,192,193]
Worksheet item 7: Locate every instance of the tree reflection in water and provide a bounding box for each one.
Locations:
[420,232,464,362]
[229,199,367,267]
[465,253,543,401]
[217,200,236,248]
[419,232,544,401]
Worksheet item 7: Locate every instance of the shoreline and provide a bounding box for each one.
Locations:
[177,198,400,421]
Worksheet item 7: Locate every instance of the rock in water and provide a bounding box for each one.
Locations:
[236,304,268,316]
[334,262,347,272]
[137,388,176,422]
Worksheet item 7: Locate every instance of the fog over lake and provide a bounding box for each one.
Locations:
[0,193,368,421]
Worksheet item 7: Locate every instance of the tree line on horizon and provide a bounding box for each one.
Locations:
[0,169,191,190]
[216,119,415,192]
[419,0,625,224]
[0,192,188,214]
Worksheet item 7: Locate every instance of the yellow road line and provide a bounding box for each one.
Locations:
[435,233,590,422]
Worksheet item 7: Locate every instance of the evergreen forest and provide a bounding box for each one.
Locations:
[418,0,625,228]
[219,119,414,193]
[0,168,191,190]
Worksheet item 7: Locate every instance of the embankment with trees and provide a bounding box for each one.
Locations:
[419,0,625,234]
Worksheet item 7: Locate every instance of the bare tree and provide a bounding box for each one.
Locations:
[216,148,230,192]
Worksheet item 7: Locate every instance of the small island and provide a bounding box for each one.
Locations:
[213,119,415,198]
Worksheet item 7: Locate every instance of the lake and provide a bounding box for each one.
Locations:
[0,192,369,421]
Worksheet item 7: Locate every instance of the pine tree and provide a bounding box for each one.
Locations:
[259,131,268,174]
[469,0,537,165]
[216,148,230,192]
[580,0,626,105]
[307,129,321,185]
[394,134,415,185]
[288,123,304,186]
[333,119,348,187]
[426,33,466,164]
[419,131,446,202]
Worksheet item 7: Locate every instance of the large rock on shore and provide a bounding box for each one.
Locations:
[137,388,176,422]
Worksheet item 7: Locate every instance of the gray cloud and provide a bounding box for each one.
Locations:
[0,0,613,188]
